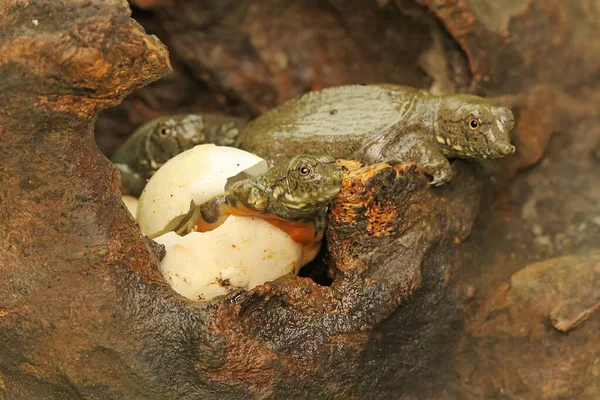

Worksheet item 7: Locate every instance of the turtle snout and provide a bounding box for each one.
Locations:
[333,168,344,184]
[502,144,516,155]
[323,168,344,199]
[488,141,515,158]
[488,107,516,157]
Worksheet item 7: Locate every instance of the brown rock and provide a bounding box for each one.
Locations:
[550,295,600,333]
[2,0,600,398]
[454,251,600,398]
[0,1,482,396]
[417,0,600,95]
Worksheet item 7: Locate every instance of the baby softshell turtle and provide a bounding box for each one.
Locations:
[236,84,516,185]
[177,155,343,265]
[112,113,246,196]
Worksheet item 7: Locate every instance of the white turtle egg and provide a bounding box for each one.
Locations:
[137,144,268,238]
[136,144,304,302]
[154,216,303,301]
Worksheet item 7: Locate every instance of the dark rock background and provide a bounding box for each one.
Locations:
[0,0,598,399]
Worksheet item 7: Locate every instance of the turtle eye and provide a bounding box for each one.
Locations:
[160,127,171,136]
[469,119,479,130]
[299,165,311,176]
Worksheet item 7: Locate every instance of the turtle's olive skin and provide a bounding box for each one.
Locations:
[177,155,343,263]
[111,114,246,196]
[236,84,516,185]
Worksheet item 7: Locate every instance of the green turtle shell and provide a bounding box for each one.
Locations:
[236,84,423,164]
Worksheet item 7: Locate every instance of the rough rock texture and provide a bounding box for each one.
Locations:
[204,161,480,398]
[0,1,478,399]
[451,252,600,399]
[417,0,600,95]
[2,0,600,399]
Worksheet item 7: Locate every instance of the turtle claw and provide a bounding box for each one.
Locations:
[427,165,453,187]
[173,200,200,236]
[429,176,445,186]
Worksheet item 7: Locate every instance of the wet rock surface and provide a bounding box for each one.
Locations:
[1,0,599,399]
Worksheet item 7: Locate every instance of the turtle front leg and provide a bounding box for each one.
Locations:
[196,194,266,231]
[173,196,231,235]
[197,196,232,231]
[176,184,268,235]
[360,132,454,186]
[203,117,247,147]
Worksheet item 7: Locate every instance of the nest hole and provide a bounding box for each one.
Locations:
[298,244,334,286]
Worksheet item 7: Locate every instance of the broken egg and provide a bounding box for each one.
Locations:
[154,216,303,301]
[137,144,268,238]
[136,144,305,301]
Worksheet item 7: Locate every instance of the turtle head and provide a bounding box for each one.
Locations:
[435,94,516,159]
[270,155,343,220]
[148,114,207,164]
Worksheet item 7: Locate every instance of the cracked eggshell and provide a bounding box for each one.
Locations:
[136,144,268,238]
[154,216,303,301]
[135,144,303,302]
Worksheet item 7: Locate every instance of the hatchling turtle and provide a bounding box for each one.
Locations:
[176,154,343,265]
[236,84,516,185]
[111,113,246,196]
